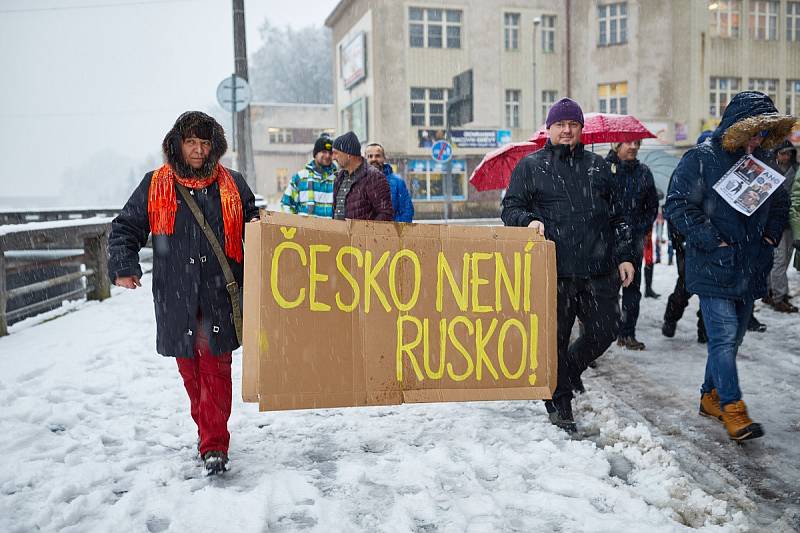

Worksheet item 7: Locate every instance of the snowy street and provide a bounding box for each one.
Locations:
[0,262,798,532]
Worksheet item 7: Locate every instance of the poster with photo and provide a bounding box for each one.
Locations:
[712,155,785,216]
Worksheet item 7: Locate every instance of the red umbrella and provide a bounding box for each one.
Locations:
[469,113,657,192]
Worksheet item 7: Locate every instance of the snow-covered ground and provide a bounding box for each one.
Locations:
[0,260,798,532]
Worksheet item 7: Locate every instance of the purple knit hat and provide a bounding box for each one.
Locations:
[546,98,584,128]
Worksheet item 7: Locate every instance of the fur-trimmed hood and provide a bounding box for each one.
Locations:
[162,111,228,178]
[713,91,796,152]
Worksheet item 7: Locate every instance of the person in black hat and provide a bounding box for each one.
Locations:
[331,131,393,221]
[281,134,336,217]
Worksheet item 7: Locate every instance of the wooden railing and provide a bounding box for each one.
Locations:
[0,219,112,336]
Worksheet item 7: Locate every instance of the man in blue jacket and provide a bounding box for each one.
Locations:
[365,143,414,222]
[665,91,793,441]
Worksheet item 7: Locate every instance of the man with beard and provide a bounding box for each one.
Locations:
[364,142,414,222]
[281,135,337,217]
[108,111,259,474]
[606,140,659,350]
[331,131,394,221]
[502,98,634,433]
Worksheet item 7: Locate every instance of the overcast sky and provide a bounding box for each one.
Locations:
[0,0,339,202]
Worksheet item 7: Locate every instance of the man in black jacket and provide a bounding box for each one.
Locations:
[606,140,659,350]
[502,98,634,433]
[108,112,259,474]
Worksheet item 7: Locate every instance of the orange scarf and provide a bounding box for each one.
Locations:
[148,164,244,263]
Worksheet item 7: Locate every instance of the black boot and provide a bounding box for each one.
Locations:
[662,320,677,338]
[644,265,660,298]
[544,397,577,433]
[747,313,767,333]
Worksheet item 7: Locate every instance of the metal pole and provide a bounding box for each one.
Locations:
[230,73,237,154]
[232,0,256,189]
[533,17,541,128]
[444,108,453,222]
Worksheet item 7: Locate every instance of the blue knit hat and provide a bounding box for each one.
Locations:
[332,131,362,156]
[546,98,584,128]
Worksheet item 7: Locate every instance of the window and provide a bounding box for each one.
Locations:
[748,78,778,103]
[709,0,741,38]
[709,77,741,117]
[541,15,556,52]
[597,82,628,114]
[541,90,557,122]
[786,80,800,115]
[407,159,467,201]
[410,87,449,127]
[750,0,778,40]
[504,13,520,50]
[268,128,293,144]
[598,2,627,46]
[788,2,800,41]
[409,7,462,49]
[505,89,521,128]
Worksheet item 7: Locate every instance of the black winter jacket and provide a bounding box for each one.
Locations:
[108,169,258,357]
[502,141,633,277]
[606,151,659,240]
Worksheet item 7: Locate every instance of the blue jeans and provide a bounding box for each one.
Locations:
[698,296,753,408]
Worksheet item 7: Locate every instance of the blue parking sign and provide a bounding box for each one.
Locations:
[431,140,453,162]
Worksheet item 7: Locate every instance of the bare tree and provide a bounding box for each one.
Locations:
[249,20,333,104]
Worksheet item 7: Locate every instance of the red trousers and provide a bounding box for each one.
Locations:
[176,321,232,456]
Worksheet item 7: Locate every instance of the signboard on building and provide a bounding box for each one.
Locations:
[341,97,368,141]
[340,32,367,90]
[449,129,513,148]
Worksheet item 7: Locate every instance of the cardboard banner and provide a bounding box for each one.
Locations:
[242,212,557,411]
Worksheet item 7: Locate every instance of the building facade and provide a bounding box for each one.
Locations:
[249,103,336,202]
[326,0,800,218]
[326,0,567,218]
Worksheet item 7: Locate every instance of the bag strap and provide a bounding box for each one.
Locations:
[175,183,243,345]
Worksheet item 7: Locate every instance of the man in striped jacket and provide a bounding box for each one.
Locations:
[280,135,336,217]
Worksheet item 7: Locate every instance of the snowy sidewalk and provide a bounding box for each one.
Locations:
[0,269,769,532]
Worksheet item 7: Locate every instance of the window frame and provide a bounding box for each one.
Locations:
[408,7,463,49]
[749,0,778,40]
[410,87,450,127]
[598,2,628,46]
[407,159,468,201]
[505,89,521,129]
[709,77,741,117]
[709,0,741,38]
[788,1,800,41]
[597,82,628,115]
[786,79,800,115]
[540,15,556,53]
[504,12,520,51]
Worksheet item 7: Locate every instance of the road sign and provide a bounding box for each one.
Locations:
[216,75,251,113]
[431,140,453,162]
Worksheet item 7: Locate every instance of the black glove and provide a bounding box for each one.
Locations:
[794,239,800,251]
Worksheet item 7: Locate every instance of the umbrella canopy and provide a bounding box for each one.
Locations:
[469,113,657,192]
[527,112,658,145]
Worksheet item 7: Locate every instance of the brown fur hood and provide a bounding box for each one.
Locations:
[715,91,796,152]
[162,111,228,178]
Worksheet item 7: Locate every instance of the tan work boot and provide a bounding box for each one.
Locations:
[722,400,764,441]
[699,389,722,422]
